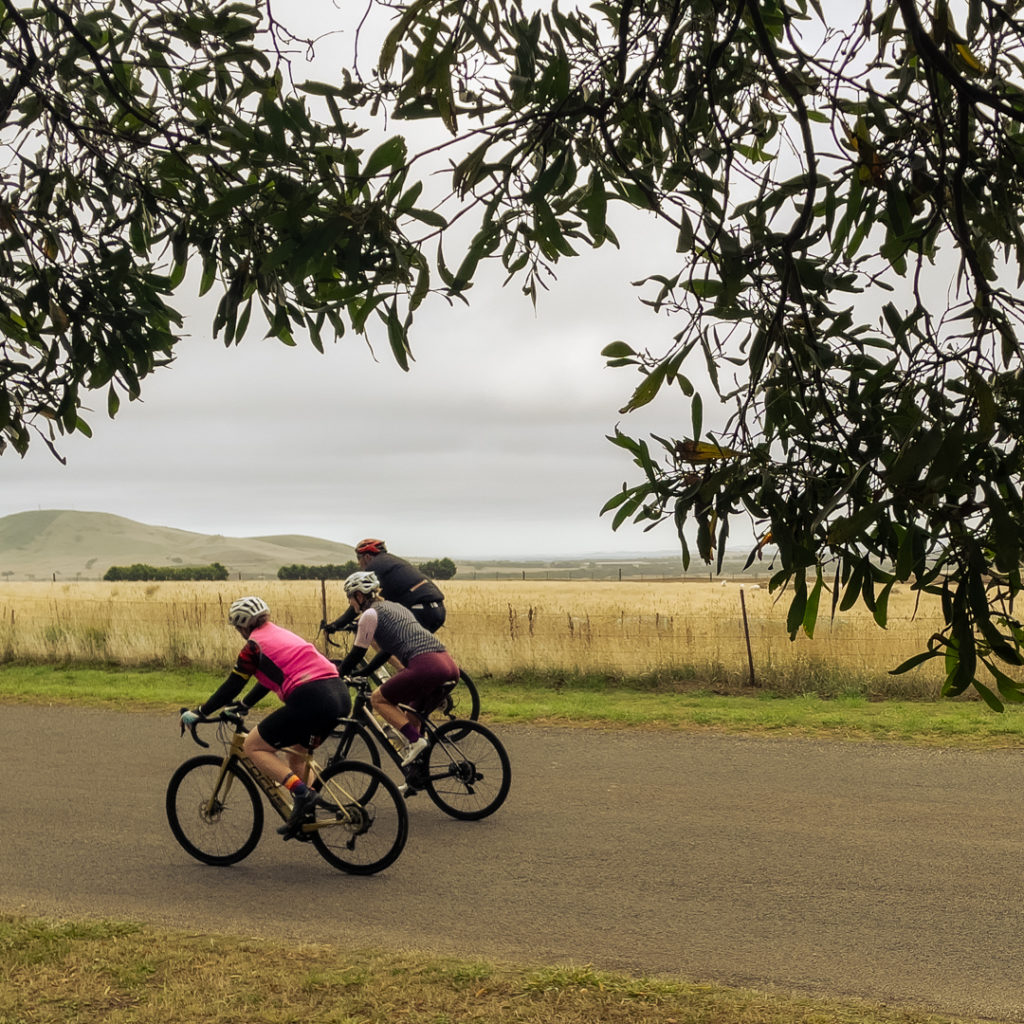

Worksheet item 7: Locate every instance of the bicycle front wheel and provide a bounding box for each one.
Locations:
[328,718,380,771]
[421,719,511,821]
[309,760,408,874]
[166,755,263,866]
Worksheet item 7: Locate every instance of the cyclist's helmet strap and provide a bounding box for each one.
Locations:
[355,538,387,556]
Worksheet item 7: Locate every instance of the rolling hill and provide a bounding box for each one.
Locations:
[0,509,757,582]
[0,510,358,580]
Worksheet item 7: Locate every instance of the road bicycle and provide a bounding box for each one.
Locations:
[166,708,408,874]
[323,625,481,723]
[328,676,511,821]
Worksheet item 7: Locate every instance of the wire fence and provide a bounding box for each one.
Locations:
[0,578,960,697]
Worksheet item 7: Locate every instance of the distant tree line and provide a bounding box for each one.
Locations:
[277,558,457,581]
[104,562,229,581]
[277,562,359,580]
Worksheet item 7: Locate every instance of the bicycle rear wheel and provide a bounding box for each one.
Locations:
[420,719,510,821]
[308,760,408,874]
[166,755,263,866]
[436,669,480,723]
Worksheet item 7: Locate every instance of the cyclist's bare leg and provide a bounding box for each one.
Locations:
[370,686,415,734]
[242,728,299,786]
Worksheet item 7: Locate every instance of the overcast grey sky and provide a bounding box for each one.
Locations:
[0,235,725,559]
[0,2,745,562]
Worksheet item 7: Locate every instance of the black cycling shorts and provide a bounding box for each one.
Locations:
[409,602,446,633]
[256,677,351,751]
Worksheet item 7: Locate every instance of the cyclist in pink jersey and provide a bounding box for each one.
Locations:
[179,596,350,838]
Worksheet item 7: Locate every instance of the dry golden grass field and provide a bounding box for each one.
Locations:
[0,578,953,695]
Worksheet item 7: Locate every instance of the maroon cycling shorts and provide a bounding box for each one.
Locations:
[379,651,459,711]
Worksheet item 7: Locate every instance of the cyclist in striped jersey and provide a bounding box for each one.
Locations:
[334,571,459,766]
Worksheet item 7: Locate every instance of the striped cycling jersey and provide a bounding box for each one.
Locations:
[354,600,446,664]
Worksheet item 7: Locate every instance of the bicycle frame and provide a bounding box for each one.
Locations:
[328,678,446,773]
[191,713,353,836]
[207,726,293,821]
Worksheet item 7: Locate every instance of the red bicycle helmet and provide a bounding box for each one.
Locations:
[355,538,387,555]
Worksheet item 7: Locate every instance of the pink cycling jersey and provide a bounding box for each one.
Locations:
[237,621,338,700]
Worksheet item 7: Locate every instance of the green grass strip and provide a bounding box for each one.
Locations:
[2,663,1023,747]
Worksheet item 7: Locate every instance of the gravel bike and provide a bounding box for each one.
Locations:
[328,676,511,821]
[166,708,408,874]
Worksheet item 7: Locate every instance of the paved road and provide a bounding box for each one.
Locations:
[2,704,1023,1021]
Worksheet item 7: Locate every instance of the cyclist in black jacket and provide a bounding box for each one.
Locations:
[323,538,446,634]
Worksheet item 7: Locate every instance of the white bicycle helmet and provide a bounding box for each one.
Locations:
[343,571,380,596]
[228,595,270,629]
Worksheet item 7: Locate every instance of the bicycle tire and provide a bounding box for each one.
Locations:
[309,760,409,874]
[420,719,511,821]
[166,755,263,866]
[441,669,481,723]
[327,718,381,772]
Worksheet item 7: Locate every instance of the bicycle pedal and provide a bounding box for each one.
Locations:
[281,824,314,843]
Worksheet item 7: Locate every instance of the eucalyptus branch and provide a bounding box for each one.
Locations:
[745,0,818,250]
[0,0,38,126]
[951,100,993,306]
[36,0,162,131]
[896,0,1024,125]
[596,113,676,225]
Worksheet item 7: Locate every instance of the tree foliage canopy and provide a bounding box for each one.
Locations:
[277,562,359,580]
[103,561,227,581]
[8,0,1024,704]
[419,557,457,580]
[355,0,1024,707]
[0,0,426,457]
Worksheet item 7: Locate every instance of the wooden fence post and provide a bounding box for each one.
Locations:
[740,586,757,687]
[320,578,328,654]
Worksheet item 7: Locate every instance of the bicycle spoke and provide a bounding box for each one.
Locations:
[309,761,408,874]
[422,720,511,820]
[166,756,263,866]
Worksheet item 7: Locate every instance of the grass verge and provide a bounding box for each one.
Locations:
[0,915,997,1024]
[1,663,1023,747]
